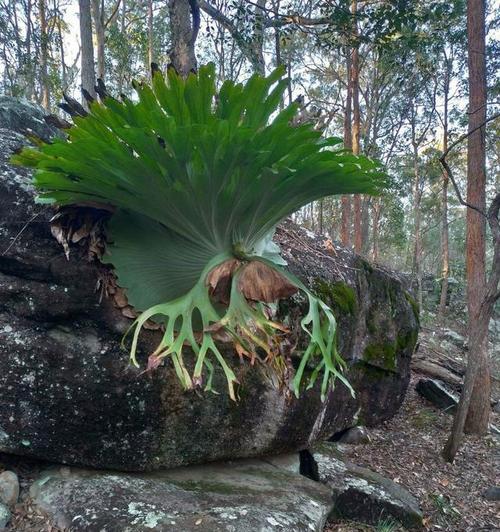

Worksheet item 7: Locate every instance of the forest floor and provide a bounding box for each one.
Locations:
[326,315,500,532]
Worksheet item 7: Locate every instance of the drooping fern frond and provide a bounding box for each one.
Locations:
[13,64,385,400]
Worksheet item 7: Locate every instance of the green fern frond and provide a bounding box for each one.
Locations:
[13,63,385,400]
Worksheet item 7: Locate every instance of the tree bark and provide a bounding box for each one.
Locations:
[251,0,266,75]
[442,0,496,462]
[56,1,68,90]
[463,0,489,435]
[438,59,451,317]
[91,0,105,80]
[341,48,353,248]
[39,0,50,109]
[168,0,198,77]
[148,0,154,72]
[371,197,381,262]
[351,0,362,254]
[79,0,96,101]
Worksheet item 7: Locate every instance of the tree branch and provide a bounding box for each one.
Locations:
[439,112,500,218]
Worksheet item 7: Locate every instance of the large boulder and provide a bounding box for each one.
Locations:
[29,458,332,531]
[0,105,419,471]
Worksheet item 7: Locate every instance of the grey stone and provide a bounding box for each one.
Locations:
[0,471,19,506]
[441,329,465,348]
[30,458,333,531]
[314,443,423,530]
[483,486,500,501]
[415,379,458,414]
[337,426,372,445]
[0,96,61,141]
[0,104,418,471]
[0,502,10,530]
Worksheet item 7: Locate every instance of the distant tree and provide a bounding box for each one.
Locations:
[79,0,96,99]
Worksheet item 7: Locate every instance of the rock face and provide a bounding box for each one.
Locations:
[30,458,332,531]
[0,102,419,471]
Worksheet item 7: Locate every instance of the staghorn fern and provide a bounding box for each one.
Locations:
[13,64,385,401]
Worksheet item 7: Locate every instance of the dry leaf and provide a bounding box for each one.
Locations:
[206,259,241,304]
[121,305,138,319]
[113,288,129,308]
[324,237,335,253]
[238,261,298,302]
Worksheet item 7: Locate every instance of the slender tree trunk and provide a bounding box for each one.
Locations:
[251,0,266,75]
[56,3,67,90]
[361,197,370,255]
[351,0,362,254]
[412,142,423,311]
[168,0,198,76]
[91,0,105,80]
[372,197,381,262]
[147,0,154,72]
[442,0,492,462]
[341,48,352,248]
[25,0,34,99]
[39,0,50,109]
[79,0,96,101]
[438,64,451,317]
[463,0,490,435]
[117,0,126,93]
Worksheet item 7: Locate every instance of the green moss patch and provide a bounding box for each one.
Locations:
[313,279,357,315]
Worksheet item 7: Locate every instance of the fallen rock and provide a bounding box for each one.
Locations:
[335,426,372,445]
[0,471,19,507]
[0,502,10,530]
[30,458,332,531]
[441,329,466,348]
[314,443,423,529]
[0,106,418,470]
[483,486,500,501]
[415,379,458,414]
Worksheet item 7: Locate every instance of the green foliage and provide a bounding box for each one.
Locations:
[13,64,384,400]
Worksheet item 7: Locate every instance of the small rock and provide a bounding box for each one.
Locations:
[441,329,465,348]
[483,486,500,501]
[0,471,19,507]
[0,502,11,530]
[337,426,372,445]
[493,402,500,414]
[415,379,458,414]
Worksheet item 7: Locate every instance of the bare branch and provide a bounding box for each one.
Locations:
[439,112,500,218]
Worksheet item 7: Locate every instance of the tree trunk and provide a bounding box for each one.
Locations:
[168,0,198,76]
[79,0,96,101]
[91,0,105,80]
[463,0,489,435]
[442,0,492,462]
[251,0,266,75]
[351,0,362,254]
[56,3,68,90]
[25,0,35,100]
[39,0,50,109]
[117,0,126,94]
[371,197,381,262]
[438,62,451,317]
[341,48,352,248]
[147,0,154,72]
